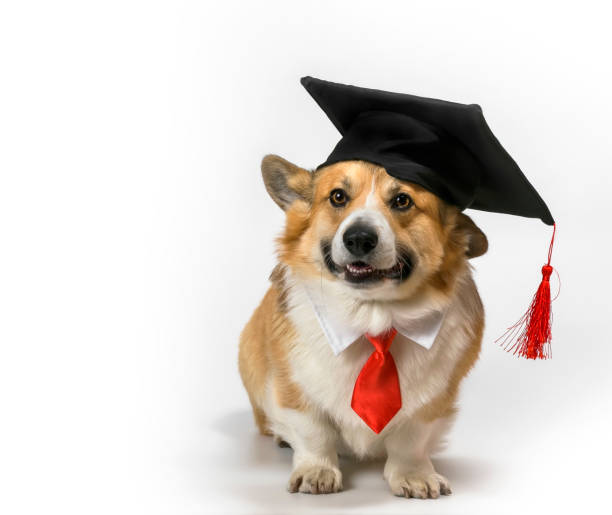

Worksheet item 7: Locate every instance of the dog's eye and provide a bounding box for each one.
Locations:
[391,193,413,211]
[329,188,348,207]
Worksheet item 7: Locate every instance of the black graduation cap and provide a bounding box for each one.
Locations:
[300,76,557,360]
[301,76,554,226]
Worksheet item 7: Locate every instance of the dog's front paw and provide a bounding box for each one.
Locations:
[287,464,343,494]
[388,472,451,499]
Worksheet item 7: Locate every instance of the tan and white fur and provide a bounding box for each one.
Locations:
[239,155,487,498]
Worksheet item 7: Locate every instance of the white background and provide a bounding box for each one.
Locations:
[1,1,611,513]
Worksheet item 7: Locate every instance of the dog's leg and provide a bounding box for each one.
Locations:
[383,417,452,499]
[272,407,342,494]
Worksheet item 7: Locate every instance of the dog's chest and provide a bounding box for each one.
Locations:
[284,284,464,453]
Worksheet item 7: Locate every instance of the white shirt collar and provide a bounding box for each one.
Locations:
[303,284,445,355]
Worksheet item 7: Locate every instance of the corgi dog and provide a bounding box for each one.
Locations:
[239,154,488,498]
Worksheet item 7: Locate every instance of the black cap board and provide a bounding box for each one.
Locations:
[301,76,554,226]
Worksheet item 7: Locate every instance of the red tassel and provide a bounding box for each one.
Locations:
[496,224,557,360]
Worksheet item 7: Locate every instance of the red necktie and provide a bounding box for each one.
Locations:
[351,328,402,433]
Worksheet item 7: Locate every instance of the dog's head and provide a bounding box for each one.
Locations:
[263,155,487,301]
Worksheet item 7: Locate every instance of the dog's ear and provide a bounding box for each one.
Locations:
[456,213,488,258]
[261,154,312,211]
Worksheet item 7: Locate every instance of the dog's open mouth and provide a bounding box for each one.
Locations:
[344,260,405,283]
[321,242,413,285]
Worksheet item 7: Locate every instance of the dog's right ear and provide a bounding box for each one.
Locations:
[261,154,312,211]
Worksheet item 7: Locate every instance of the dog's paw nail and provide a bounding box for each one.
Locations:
[274,435,291,448]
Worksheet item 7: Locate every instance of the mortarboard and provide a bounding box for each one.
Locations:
[301,76,558,360]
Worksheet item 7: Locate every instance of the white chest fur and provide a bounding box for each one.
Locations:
[282,272,481,458]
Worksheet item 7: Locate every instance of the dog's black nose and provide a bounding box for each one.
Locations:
[343,223,378,257]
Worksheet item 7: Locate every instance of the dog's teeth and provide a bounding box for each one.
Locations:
[347,264,375,275]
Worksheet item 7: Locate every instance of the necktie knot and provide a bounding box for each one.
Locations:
[365,327,398,354]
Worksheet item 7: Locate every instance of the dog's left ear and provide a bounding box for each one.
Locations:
[261,154,312,211]
[455,213,488,258]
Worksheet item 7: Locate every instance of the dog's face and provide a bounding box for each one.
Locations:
[262,155,487,301]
